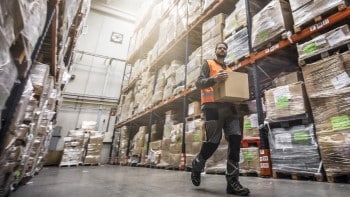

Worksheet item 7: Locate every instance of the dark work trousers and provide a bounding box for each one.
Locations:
[193,102,243,181]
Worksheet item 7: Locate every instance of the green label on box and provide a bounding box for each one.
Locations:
[193,133,201,142]
[293,131,309,144]
[276,96,289,109]
[243,152,254,161]
[258,31,268,42]
[331,115,350,131]
[303,42,317,55]
[244,120,252,130]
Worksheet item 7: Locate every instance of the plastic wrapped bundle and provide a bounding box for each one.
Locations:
[151,74,166,105]
[225,27,249,64]
[224,0,246,38]
[268,124,322,174]
[84,132,103,165]
[302,52,350,98]
[19,0,47,55]
[251,0,293,49]
[0,57,17,110]
[264,82,307,120]
[243,114,260,139]
[317,130,350,176]
[292,0,347,28]
[30,63,50,96]
[297,25,350,60]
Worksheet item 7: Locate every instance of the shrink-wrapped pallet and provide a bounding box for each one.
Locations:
[251,0,293,49]
[268,124,322,173]
[297,25,350,60]
[292,0,348,28]
[302,52,350,98]
[225,27,249,64]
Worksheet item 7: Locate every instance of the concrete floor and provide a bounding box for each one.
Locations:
[11,165,350,197]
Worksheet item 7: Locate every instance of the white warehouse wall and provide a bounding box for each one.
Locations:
[55,1,139,159]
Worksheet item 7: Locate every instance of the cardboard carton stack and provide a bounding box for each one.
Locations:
[291,0,348,29]
[251,0,293,50]
[158,122,183,167]
[240,147,260,174]
[302,51,350,177]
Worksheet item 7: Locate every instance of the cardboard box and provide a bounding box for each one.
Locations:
[243,114,260,139]
[274,71,303,87]
[188,101,201,116]
[240,147,260,173]
[213,71,249,102]
[265,82,307,120]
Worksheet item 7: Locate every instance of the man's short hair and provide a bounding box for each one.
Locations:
[215,42,228,50]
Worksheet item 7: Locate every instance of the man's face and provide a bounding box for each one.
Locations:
[215,44,227,58]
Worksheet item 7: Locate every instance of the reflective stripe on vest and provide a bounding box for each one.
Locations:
[201,60,232,105]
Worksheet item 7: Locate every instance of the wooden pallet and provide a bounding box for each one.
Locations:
[185,114,203,122]
[272,170,325,182]
[165,166,180,171]
[299,42,350,66]
[82,163,100,166]
[205,168,226,175]
[240,170,261,177]
[294,3,348,33]
[252,31,291,52]
[326,173,350,183]
[267,113,311,128]
[59,164,80,167]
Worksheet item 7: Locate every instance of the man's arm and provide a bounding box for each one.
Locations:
[195,60,216,89]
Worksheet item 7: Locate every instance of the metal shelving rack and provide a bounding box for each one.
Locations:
[113,0,350,169]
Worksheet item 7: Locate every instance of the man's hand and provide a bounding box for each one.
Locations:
[212,70,228,83]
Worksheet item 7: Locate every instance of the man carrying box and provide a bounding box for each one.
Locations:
[191,42,250,196]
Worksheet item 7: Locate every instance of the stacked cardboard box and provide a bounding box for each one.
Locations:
[158,123,183,167]
[240,147,260,174]
[265,82,307,121]
[243,114,260,139]
[302,51,350,176]
[131,126,147,158]
[251,0,293,49]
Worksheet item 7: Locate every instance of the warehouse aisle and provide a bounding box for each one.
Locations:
[11,165,349,197]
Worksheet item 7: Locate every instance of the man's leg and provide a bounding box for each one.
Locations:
[226,134,250,196]
[191,108,222,186]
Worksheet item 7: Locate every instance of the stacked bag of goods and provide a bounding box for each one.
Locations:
[151,64,168,105]
[202,13,226,61]
[187,0,203,26]
[118,126,129,165]
[157,5,178,56]
[84,131,104,165]
[251,0,293,50]
[146,124,163,165]
[301,51,350,178]
[60,130,89,166]
[290,0,349,31]
[173,60,186,95]
[163,60,182,101]
[158,121,183,168]
[130,126,147,163]
[186,47,202,88]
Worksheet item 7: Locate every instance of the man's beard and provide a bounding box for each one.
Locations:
[216,53,226,58]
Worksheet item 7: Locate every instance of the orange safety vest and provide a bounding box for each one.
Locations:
[201,60,232,105]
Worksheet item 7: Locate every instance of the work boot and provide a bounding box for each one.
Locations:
[191,142,219,186]
[226,180,250,196]
[191,160,201,186]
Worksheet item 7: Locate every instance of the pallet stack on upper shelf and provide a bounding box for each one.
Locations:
[0,0,91,195]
